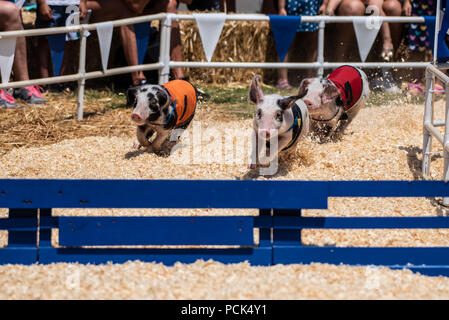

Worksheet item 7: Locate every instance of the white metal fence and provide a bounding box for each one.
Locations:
[423,63,449,205]
[0,13,431,119]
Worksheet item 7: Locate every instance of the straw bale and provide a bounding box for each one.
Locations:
[2,93,449,299]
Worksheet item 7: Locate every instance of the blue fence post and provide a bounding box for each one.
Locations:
[273,209,302,248]
[258,209,272,261]
[38,208,53,259]
[5,208,38,264]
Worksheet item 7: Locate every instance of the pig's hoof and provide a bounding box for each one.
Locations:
[144,146,155,153]
[155,149,171,157]
[248,163,257,170]
[132,143,142,150]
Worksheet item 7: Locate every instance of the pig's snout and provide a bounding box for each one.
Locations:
[303,98,315,109]
[259,129,271,139]
[131,113,142,122]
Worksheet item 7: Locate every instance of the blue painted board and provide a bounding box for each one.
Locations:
[58,216,254,246]
[0,218,37,231]
[328,180,449,197]
[273,247,449,266]
[0,179,328,209]
[38,247,272,266]
[0,248,37,265]
[253,216,449,229]
[2,180,449,210]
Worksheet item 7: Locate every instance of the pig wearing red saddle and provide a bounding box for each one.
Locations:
[298,65,369,140]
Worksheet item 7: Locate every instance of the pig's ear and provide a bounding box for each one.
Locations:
[278,95,301,110]
[298,78,313,98]
[249,74,264,104]
[322,80,341,103]
[126,86,138,105]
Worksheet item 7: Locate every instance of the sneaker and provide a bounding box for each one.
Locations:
[0,89,17,108]
[45,82,75,93]
[14,86,46,105]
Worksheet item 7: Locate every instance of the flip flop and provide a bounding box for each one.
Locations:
[381,47,394,62]
[407,83,425,95]
[434,84,445,95]
[276,79,293,90]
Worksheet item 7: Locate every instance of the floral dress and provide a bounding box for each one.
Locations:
[286,0,321,32]
[405,0,436,52]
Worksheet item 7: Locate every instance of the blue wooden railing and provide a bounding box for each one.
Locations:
[1,179,449,277]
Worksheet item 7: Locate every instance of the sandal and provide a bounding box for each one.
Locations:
[381,47,394,62]
[276,79,293,90]
[407,83,425,95]
[434,84,445,95]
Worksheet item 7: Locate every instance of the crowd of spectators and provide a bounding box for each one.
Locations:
[0,0,442,109]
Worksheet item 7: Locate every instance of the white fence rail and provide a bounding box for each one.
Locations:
[423,63,449,205]
[0,13,431,119]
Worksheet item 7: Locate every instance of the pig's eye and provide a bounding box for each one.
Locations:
[256,109,262,118]
[275,111,283,122]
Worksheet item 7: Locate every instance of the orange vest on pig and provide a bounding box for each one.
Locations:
[327,65,363,112]
[162,80,197,126]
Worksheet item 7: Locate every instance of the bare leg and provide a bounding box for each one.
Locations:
[0,2,30,81]
[60,41,77,76]
[277,54,291,88]
[335,0,366,62]
[87,0,146,85]
[167,0,185,79]
[366,0,394,60]
[37,37,52,78]
[383,0,403,51]
[120,24,145,84]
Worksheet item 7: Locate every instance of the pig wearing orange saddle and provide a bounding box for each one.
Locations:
[162,80,198,127]
[129,79,209,155]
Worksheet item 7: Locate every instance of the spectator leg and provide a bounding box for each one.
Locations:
[87,0,146,85]
[120,24,146,85]
[37,37,52,79]
[335,0,366,62]
[167,0,185,80]
[61,41,77,76]
[219,0,236,12]
[382,0,403,51]
[366,0,394,61]
[0,2,30,81]
[277,54,291,89]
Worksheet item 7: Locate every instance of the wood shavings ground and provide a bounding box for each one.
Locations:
[1,97,449,299]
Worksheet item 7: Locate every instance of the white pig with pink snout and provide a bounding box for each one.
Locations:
[248,75,310,169]
[299,65,369,140]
